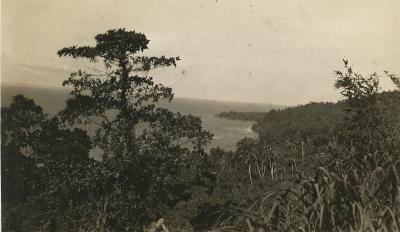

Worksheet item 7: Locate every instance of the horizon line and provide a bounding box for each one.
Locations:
[2,81,335,107]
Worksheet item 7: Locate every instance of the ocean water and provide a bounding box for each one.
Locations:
[1,84,279,151]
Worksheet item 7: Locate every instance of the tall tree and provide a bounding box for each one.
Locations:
[57,28,191,159]
[57,29,213,230]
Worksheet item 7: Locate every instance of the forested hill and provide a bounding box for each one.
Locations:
[256,91,400,141]
[218,102,346,135]
[219,90,400,147]
[254,101,346,143]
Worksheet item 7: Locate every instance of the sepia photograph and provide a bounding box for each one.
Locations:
[1,0,400,231]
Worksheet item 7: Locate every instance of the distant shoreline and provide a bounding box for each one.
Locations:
[2,84,280,151]
[216,111,269,122]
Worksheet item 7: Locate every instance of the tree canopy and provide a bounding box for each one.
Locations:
[57,28,210,159]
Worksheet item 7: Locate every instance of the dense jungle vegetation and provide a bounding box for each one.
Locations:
[2,29,400,231]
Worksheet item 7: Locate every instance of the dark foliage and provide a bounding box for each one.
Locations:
[1,29,218,231]
[2,29,400,231]
[212,60,400,231]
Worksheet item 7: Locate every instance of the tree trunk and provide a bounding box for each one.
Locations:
[119,58,135,157]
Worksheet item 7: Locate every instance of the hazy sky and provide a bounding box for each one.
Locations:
[2,0,400,105]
